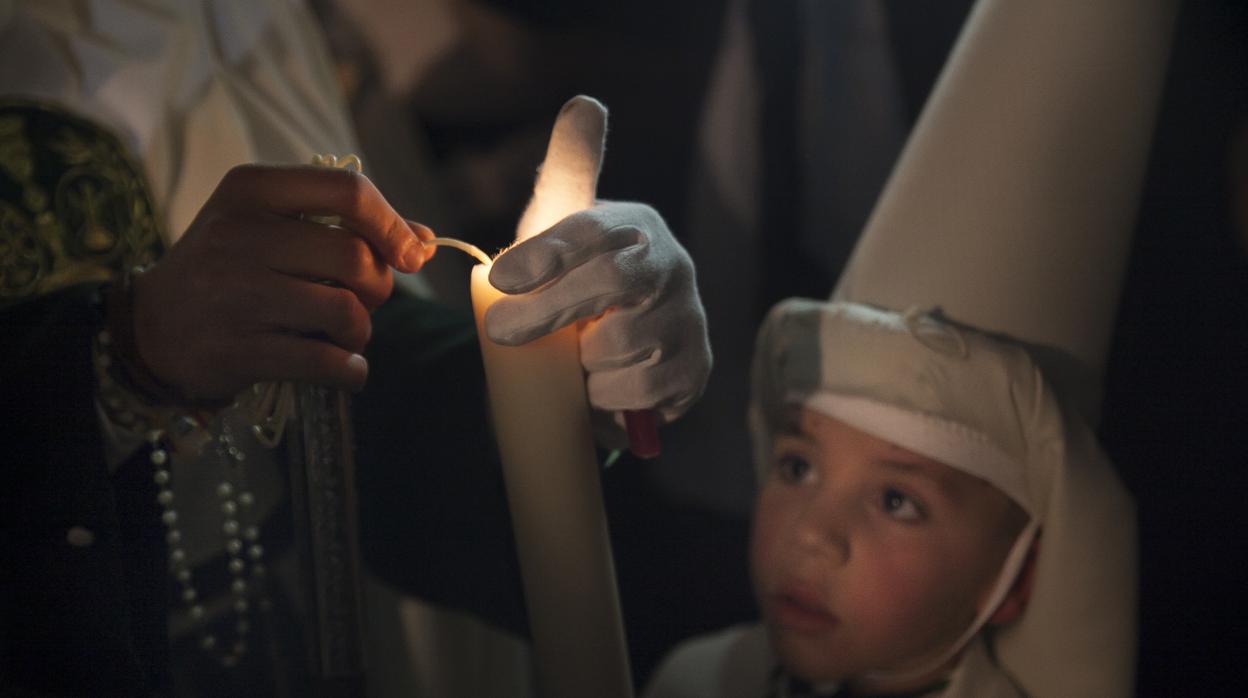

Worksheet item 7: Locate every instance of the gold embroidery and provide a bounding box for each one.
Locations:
[0,100,164,308]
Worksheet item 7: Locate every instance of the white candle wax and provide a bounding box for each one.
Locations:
[471,263,633,698]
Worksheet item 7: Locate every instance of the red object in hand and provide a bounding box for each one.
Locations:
[624,410,661,459]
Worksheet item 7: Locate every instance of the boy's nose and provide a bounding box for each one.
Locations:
[793,496,851,566]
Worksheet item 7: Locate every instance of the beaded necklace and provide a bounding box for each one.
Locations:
[95,324,285,668]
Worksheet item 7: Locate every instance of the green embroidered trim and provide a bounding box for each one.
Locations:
[0,99,164,308]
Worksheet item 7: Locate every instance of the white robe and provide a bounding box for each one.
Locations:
[644,624,1024,698]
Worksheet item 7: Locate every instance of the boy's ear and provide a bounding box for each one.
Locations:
[989,535,1041,626]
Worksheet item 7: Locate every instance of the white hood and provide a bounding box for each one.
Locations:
[750,299,1137,697]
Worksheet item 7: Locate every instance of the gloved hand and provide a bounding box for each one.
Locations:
[484,201,711,426]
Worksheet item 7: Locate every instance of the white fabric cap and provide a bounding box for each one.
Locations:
[796,392,1032,517]
[751,302,1047,509]
[749,299,1137,697]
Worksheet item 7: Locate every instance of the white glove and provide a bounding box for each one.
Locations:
[484,201,711,425]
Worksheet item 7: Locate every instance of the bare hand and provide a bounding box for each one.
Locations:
[129,164,435,403]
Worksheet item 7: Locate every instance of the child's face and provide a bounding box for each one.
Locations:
[751,409,1025,689]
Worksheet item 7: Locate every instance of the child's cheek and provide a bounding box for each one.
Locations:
[861,549,946,639]
[748,493,781,593]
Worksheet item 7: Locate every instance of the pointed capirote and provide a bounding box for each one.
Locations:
[834,0,1179,421]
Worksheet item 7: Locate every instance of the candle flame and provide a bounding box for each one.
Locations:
[514,96,608,243]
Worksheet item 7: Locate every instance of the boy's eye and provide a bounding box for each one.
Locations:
[881,487,925,522]
[775,454,814,484]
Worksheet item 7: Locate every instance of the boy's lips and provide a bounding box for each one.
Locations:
[771,587,840,633]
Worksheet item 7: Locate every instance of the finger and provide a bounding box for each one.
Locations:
[585,351,705,424]
[254,277,373,354]
[579,293,709,423]
[410,220,438,264]
[484,251,655,346]
[244,214,393,309]
[242,333,370,393]
[217,164,427,272]
[489,208,646,293]
[577,301,662,372]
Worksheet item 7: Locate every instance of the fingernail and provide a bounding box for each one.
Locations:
[407,220,435,242]
[402,241,425,271]
[347,353,369,391]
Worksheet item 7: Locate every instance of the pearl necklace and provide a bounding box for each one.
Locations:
[150,415,269,668]
[94,319,292,668]
[93,152,358,670]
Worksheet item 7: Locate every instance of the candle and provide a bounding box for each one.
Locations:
[470,96,633,698]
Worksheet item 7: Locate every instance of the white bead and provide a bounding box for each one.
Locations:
[157,490,174,506]
[242,526,259,541]
[217,482,234,498]
[200,634,217,650]
[66,526,95,547]
[170,548,186,564]
[154,470,171,485]
[149,449,168,466]
[247,545,263,560]
[166,529,182,545]
[177,569,192,583]
[98,330,112,345]
[222,520,239,536]
[221,501,237,516]
[161,510,178,525]
[233,599,249,613]
[226,539,243,555]
[190,604,205,619]
[238,492,255,507]
[182,588,197,602]
[231,579,247,594]
[228,558,245,574]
